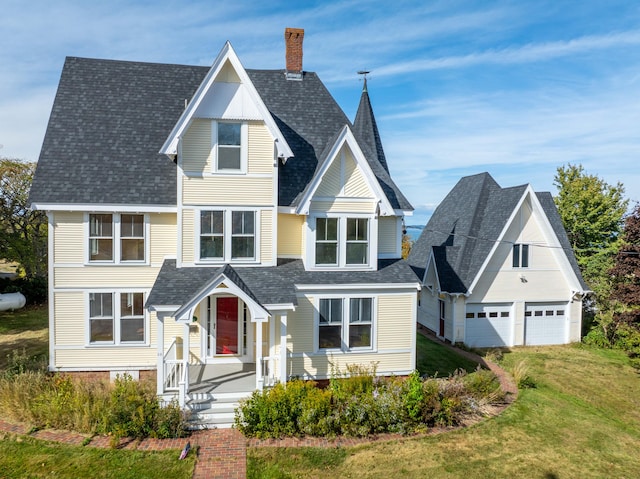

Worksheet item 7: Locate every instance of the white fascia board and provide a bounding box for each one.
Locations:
[159,42,293,160]
[295,282,421,291]
[425,249,442,292]
[466,187,530,294]
[277,206,297,214]
[31,203,177,213]
[398,209,413,216]
[295,126,395,216]
[148,305,182,313]
[263,303,296,311]
[528,189,588,293]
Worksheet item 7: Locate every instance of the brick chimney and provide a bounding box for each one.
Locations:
[285,27,304,79]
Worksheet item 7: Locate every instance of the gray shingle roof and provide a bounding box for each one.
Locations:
[30,57,411,211]
[147,258,420,310]
[407,172,587,293]
[353,79,389,174]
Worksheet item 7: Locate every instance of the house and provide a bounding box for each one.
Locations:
[29,28,420,426]
[407,172,589,348]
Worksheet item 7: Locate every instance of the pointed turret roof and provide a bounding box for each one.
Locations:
[353,78,389,173]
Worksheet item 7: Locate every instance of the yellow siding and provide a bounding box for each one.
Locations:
[53,212,84,264]
[286,292,415,378]
[378,217,398,254]
[288,295,315,353]
[260,210,273,263]
[55,349,156,368]
[248,122,274,175]
[343,150,372,198]
[182,119,212,173]
[291,352,413,379]
[316,154,342,197]
[310,200,376,214]
[55,267,160,288]
[277,213,304,257]
[150,213,177,264]
[217,60,241,82]
[182,209,195,264]
[182,176,273,206]
[378,294,414,350]
[54,292,85,346]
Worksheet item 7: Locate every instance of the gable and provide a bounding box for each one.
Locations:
[469,189,585,299]
[160,42,292,159]
[297,126,394,216]
[315,146,374,199]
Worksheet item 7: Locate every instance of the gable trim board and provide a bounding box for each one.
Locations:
[160,42,293,161]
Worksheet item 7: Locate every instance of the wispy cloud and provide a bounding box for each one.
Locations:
[373,30,640,78]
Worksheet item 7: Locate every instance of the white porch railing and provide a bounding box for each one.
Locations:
[163,338,188,406]
[261,356,278,388]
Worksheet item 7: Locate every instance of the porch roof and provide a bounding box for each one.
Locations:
[147,258,420,313]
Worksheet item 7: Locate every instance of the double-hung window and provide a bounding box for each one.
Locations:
[199,209,256,261]
[231,211,255,259]
[318,297,374,351]
[315,218,338,265]
[314,217,370,267]
[346,218,368,265]
[88,213,146,263]
[200,211,224,259]
[120,214,145,261]
[89,214,113,261]
[512,243,529,268]
[89,292,146,345]
[213,121,247,173]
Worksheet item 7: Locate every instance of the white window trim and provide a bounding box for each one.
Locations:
[195,207,261,264]
[211,120,248,174]
[85,213,149,265]
[307,213,377,271]
[314,295,377,353]
[512,243,530,268]
[85,290,150,347]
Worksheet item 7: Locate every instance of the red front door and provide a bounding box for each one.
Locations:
[216,297,239,355]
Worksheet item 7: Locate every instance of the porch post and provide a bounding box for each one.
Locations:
[179,321,190,407]
[255,320,263,390]
[280,313,288,384]
[156,314,165,396]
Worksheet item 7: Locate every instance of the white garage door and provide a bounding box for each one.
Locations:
[465,303,512,347]
[524,303,568,345]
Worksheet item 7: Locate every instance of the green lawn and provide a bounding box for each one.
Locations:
[248,342,640,478]
[0,434,195,479]
[415,332,479,376]
[0,305,49,369]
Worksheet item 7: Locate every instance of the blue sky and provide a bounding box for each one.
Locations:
[1,0,639,225]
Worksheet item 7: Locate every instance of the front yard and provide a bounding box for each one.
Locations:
[248,344,640,478]
[3,306,640,478]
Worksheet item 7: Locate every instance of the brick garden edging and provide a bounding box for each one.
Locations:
[0,327,518,478]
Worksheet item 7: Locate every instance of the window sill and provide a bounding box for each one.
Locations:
[313,349,376,356]
[85,343,150,348]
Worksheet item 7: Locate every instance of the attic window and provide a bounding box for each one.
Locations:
[512,244,529,268]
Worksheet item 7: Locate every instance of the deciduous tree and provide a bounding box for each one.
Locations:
[0,158,47,278]
[553,164,628,308]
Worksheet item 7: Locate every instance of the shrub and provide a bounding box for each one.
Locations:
[0,371,186,440]
[236,366,504,438]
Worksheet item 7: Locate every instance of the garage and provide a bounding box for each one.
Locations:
[464,303,513,347]
[524,303,568,345]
